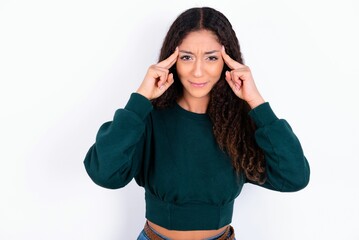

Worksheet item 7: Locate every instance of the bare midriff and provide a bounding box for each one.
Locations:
[147,220,228,240]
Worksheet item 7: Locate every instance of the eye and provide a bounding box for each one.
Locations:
[207,56,219,61]
[180,55,192,61]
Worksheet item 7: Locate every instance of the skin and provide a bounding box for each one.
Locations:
[222,45,265,109]
[176,30,224,113]
[136,30,265,239]
[136,48,178,100]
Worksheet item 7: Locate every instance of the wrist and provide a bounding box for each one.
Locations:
[247,96,265,109]
[136,89,151,101]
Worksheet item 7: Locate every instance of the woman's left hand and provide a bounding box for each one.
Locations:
[221,46,265,109]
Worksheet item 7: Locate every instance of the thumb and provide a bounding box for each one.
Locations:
[159,73,174,91]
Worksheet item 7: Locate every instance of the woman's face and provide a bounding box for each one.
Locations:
[176,30,224,101]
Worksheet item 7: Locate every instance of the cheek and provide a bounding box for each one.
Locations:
[175,62,188,79]
[208,62,224,78]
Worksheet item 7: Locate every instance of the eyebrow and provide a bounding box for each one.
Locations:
[179,50,219,55]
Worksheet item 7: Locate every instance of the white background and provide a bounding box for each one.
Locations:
[1,0,358,239]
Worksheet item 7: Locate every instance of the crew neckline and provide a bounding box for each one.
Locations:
[173,102,210,121]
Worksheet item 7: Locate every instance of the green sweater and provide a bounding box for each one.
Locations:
[84,93,310,230]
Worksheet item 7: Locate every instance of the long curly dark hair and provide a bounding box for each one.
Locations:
[152,7,266,184]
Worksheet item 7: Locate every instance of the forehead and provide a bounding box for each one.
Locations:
[179,30,221,49]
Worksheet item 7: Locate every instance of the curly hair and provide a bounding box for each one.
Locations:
[151,7,266,184]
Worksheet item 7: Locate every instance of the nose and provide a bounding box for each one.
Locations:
[193,59,203,78]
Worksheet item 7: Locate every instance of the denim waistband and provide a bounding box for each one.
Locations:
[141,221,235,240]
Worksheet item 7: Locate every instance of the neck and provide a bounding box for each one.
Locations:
[177,94,210,114]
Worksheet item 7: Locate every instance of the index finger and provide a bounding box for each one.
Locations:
[221,46,244,70]
[157,47,179,69]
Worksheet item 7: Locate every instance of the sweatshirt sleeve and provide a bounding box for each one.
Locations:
[247,102,310,192]
[83,93,153,189]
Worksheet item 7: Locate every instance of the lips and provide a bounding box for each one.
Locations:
[189,81,207,88]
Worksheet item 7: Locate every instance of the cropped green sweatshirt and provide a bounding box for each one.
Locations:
[84,93,310,230]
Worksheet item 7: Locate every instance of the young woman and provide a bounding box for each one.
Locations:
[84,7,310,240]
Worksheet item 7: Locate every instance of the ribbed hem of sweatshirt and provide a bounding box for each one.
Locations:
[248,102,278,128]
[145,192,234,230]
[124,93,153,121]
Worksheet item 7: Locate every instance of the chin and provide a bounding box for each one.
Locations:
[185,90,211,99]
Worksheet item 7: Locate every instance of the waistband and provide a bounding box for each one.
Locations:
[143,221,235,240]
[145,192,234,230]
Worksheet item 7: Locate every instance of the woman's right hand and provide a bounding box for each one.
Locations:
[136,47,179,100]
